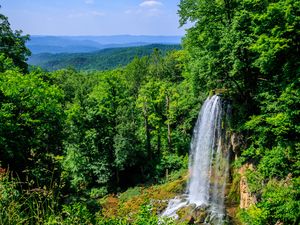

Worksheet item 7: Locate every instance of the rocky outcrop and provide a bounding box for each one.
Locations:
[177,204,209,225]
[230,132,244,160]
[239,164,257,209]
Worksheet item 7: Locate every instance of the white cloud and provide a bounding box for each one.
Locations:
[125,1,164,17]
[139,1,163,8]
[85,0,94,4]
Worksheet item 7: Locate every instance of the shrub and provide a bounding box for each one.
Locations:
[62,202,93,224]
[119,187,142,202]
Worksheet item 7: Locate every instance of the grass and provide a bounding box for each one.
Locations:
[99,169,188,221]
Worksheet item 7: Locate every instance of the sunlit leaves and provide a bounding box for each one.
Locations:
[0,69,64,185]
[0,14,30,72]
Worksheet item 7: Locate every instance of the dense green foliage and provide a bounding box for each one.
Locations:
[28,44,182,71]
[0,12,197,223]
[0,52,195,224]
[47,49,197,196]
[179,0,300,224]
[1,0,300,224]
[0,13,30,72]
[0,67,64,186]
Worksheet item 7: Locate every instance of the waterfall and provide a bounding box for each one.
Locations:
[162,95,230,224]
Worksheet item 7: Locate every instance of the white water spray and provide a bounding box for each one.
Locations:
[162,95,229,224]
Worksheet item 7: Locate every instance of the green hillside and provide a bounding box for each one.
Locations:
[28,44,182,71]
[1,1,300,225]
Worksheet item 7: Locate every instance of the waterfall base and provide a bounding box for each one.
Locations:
[161,196,226,225]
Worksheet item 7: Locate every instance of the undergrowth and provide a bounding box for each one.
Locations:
[0,168,188,224]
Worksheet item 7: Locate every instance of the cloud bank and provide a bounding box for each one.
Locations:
[139,1,163,8]
[84,0,94,4]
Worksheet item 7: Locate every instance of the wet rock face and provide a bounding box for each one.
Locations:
[239,164,257,209]
[239,176,257,209]
[229,133,257,209]
[230,133,244,160]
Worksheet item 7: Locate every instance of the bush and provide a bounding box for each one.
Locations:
[62,202,93,224]
[90,187,108,199]
[119,187,142,202]
[0,172,60,224]
[155,154,188,181]
[238,178,300,225]
[0,172,24,224]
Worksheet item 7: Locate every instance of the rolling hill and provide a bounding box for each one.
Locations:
[28,44,182,71]
[27,35,182,54]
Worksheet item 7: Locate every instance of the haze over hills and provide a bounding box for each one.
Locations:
[27,35,182,54]
[28,44,182,71]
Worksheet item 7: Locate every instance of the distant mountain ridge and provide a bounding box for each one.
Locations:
[28,44,182,71]
[27,35,182,54]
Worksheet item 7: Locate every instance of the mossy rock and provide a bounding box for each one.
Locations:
[176,204,211,225]
[177,204,196,219]
[194,210,208,224]
[151,199,169,214]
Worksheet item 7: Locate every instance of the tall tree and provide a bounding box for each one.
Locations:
[0,11,30,72]
[0,69,64,185]
[179,0,300,224]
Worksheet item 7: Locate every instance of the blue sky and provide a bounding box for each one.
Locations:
[0,0,186,36]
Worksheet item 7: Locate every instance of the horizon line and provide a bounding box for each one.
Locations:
[29,34,183,37]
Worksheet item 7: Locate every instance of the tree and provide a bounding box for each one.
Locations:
[0,12,30,72]
[0,69,64,185]
[179,0,300,223]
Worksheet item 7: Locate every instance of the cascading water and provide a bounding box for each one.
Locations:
[162,95,230,225]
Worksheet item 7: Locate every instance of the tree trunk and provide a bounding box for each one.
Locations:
[166,95,172,151]
[157,126,161,155]
[144,115,151,160]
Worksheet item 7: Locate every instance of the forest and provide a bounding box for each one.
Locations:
[28,44,182,71]
[0,0,299,224]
